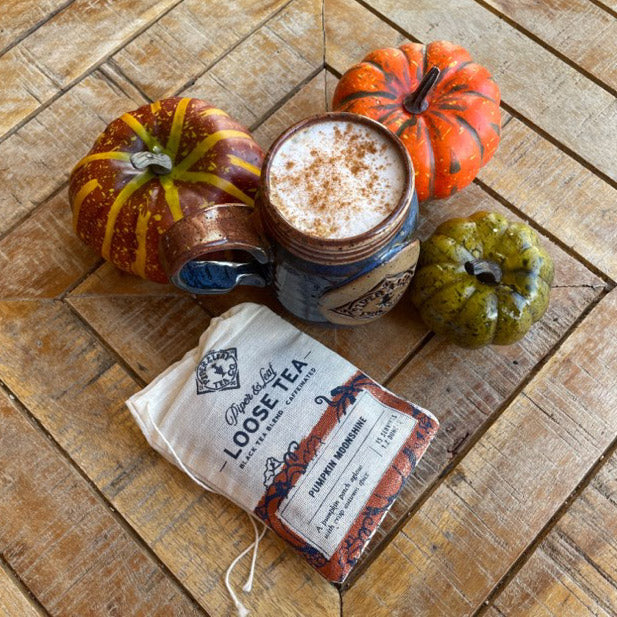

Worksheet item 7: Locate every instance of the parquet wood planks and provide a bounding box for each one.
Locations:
[479,0,617,91]
[489,452,617,616]
[0,564,42,617]
[0,0,185,138]
[0,0,615,614]
[345,288,617,616]
[0,392,206,617]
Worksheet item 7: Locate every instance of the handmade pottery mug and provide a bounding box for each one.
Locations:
[160,112,420,326]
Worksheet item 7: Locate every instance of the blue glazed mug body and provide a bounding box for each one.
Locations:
[266,191,419,325]
[161,113,420,326]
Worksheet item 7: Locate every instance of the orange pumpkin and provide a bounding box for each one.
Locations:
[332,41,501,202]
[69,97,264,282]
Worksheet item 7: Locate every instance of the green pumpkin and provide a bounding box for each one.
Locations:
[410,211,554,348]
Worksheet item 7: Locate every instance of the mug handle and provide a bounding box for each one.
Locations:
[160,204,272,294]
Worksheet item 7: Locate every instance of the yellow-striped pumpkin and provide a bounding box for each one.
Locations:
[69,97,264,282]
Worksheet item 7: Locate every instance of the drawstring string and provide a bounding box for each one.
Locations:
[149,413,266,616]
[225,515,267,617]
[242,514,267,593]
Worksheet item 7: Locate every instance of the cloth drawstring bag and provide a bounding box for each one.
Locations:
[127,303,439,614]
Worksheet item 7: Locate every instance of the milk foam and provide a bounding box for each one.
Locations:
[268,119,406,239]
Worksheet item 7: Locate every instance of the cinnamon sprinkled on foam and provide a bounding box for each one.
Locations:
[268,120,405,239]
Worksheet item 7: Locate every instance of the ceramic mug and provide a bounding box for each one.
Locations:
[160,113,420,326]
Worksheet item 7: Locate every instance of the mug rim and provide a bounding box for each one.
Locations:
[258,111,416,263]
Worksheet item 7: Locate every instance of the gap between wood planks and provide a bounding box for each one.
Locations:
[474,178,617,289]
[0,377,212,617]
[0,0,77,58]
[0,68,335,611]
[322,0,328,111]
[0,181,69,245]
[470,0,617,99]
[324,66,617,291]
[6,63,612,600]
[0,553,50,617]
[339,285,611,590]
[108,0,298,105]
[0,0,185,146]
[248,66,325,132]
[0,0,297,148]
[2,3,613,607]
[346,0,617,191]
[473,424,617,616]
[588,0,617,19]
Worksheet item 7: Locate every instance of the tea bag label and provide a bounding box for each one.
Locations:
[277,390,416,559]
[126,303,439,582]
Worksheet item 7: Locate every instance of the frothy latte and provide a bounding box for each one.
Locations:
[268,118,407,239]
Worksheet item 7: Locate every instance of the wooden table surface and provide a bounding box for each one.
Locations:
[1,0,616,615]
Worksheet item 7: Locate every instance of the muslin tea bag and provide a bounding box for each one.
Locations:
[127,303,439,612]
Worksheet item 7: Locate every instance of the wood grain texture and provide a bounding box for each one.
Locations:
[478,116,617,280]
[182,0,323,129]
[0,0,71,53]
[481,0,617,91]
[67,264,210,382]
[0,191,99,299]
[252,70,327,148]
[0,391,205,617]
[326,0,617,180]
[0,67,145,236]
[348,181,605,572]
[0,0,182,138]
[489,453,617,617]
[111,0,292,101]
[0,564,42,617]
[0,300,340,617]
[345,287,617,616]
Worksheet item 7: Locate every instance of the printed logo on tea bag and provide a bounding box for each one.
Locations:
[196,348,240,394]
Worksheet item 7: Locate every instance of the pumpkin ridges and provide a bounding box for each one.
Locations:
[119,112,165,153]
[160,176,183,221]
[72,151,131,173]
[398,42,426,89]
[376,107,403,125]
[423,122,436,199]
[176,171,254,205]
[226,154,261,177]
[101,173,154,261]
[363,58,407,93]
[175,129,254,173]
[70,97,263,282]
[363,47,415,92]
[166,97,191,161]
[441,89,498,105]
[424,113,463,198]
[394,114,434,201]
[132,206,152,279]
[336,89,398,107]
[333,41,501,202]
[72,178,101,232]
[108,178,161,278]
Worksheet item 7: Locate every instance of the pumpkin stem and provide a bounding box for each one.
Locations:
[130,151,173,175]
[403,67,440,114]
[465,259,502,285]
